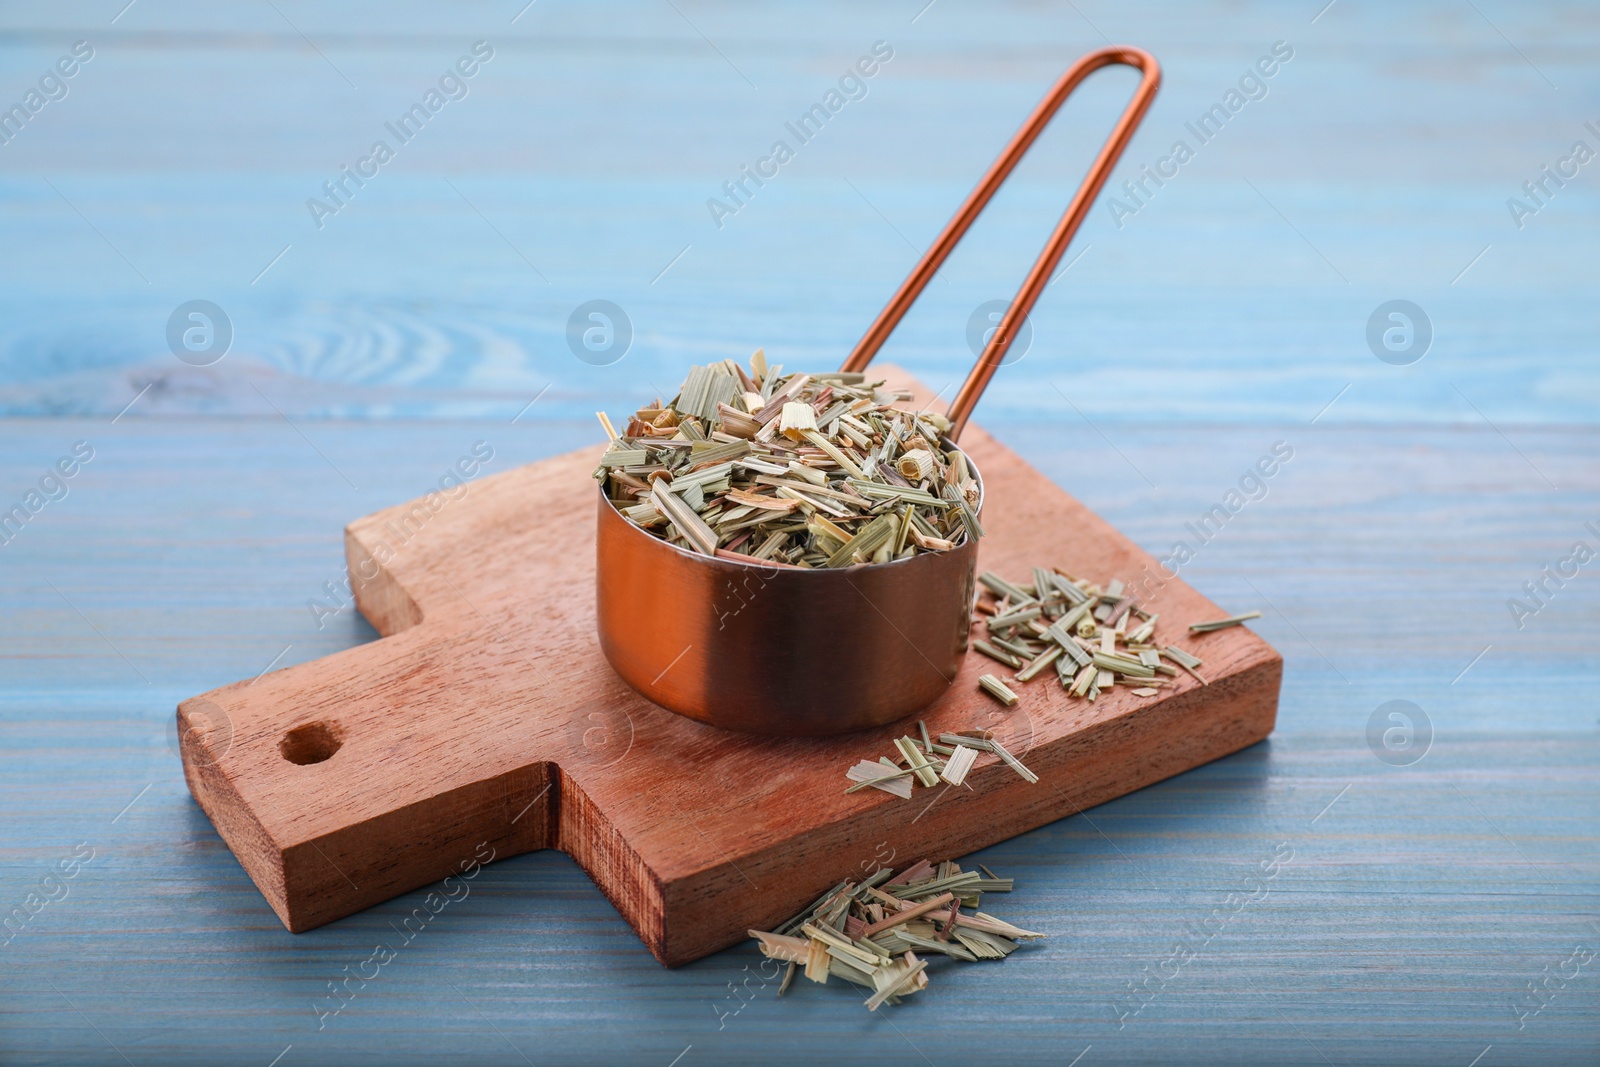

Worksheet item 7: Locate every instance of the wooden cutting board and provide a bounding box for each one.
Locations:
[177,368,1280,967]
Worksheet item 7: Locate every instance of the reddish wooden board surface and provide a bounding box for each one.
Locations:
[177,370,1280,966]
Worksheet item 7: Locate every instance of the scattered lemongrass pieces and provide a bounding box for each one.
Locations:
[749,930,811,962]
[749,855,1040,1012]
[986,735,1038,784]
[1162,645,1203,668]
[895,736,940,788]
[845,760,914,799]
[846,722,1032,798]
[936,733,1038,786]
[955,911,1045,939]
[864,955,929,1011]
[804,935,831,984]
[1162,644,1210,685]
[978,673,1019,707]
[859,891,956,938]
[971,566,1240,698]
[1014,645,1063,682]
[974,639,1024,669]
[940,744,979,786]
[1188,610,1262,633]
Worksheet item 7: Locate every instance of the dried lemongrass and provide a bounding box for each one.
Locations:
[896,448,935,481]
[845,720,1036,796]
[1014,645,1063,682]
[1162,644,1210,684]
[1188,610,1262,633]
[649,484,717,556]
[845,760,914,798]
[940,744,979,786]
[1161,645,1203,668]
[977,735,1038,784]
[977,674,1019,707]
[937,733,1037,785]
[973,566,1240,700]
[748,854,1041,1011]
[974,640,1024,669]
[597,353,980,567]
[894,737,940,788]
[864,955,929,1011]
[779,401,817,440]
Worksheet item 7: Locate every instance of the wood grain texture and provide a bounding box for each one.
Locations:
[178,369,1280,964]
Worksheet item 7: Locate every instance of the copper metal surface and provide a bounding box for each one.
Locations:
[596,47,1160,734]
[596,465,983,735]
[843,46,1162,440]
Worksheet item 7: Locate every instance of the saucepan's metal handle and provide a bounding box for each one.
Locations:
[841,46,1161,442]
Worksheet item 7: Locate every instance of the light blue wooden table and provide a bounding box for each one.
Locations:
[2,2,1596,1064]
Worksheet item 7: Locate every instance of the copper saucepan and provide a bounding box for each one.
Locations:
[596,47,1161,735]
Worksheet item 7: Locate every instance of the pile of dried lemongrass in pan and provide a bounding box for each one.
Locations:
[593,350,982,567]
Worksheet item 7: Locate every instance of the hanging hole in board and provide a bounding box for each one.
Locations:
[280,721,343,765]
